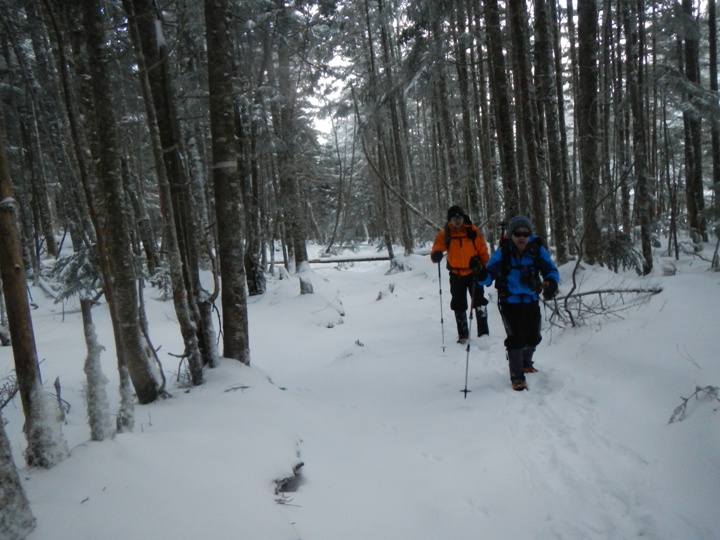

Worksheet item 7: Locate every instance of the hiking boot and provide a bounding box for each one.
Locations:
[457,336,468,344]
[522,347,536,373]
[512,380,527,391]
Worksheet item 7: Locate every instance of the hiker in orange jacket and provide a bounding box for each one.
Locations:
[431,205,490,342]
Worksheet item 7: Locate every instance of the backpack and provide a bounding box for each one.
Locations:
[495,236,544,296]
[443,217,477,249]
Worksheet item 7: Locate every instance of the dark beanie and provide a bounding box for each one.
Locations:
[507,215,533,234]
[447,205,465,221]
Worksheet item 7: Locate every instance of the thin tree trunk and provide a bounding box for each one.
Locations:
[83,0,161,404]
[80,298,112,441]
[0,114,68,467]
[623,0,653,274]
[710,0,720,220]
[536,0,569,261]
[682,0,707,242]
[484,0,520,216]
[508,0,546,236]
[122,0,209,378]
[128,0,218,369]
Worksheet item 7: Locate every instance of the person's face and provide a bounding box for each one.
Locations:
[449,214,464,228]
[511,228,531,250]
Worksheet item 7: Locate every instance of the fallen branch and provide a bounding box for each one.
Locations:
[564,286,663,298]
[309,256,391,264]
[668,386,720,424]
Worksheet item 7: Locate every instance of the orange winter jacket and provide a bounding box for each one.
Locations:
[431,223,489,276]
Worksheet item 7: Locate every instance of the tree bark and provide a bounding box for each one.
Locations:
[127,0,218,369]
[682,0,707,242]
[205,0,250,364]
[0,112,68,467]
[83,0,161,404]
[484,0,520,216]
[577,0,603,263]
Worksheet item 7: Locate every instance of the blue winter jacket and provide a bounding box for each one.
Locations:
[477,235,560,303]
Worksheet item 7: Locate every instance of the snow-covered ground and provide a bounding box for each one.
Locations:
[2,241,719,539]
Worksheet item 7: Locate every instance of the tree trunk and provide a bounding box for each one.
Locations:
[83,0,161,404]
[682,0,707,242]
[127,0,218,369]
[484,0,520,216]
[710,0,720,220]
[0,115,68,467]
[80,298,113,441]
[623,0,653,274]
[205,0,250,364]
[379,0,413,254]
[122,0,209,381]
[508,0,546,237]
[0,408,35,539]
[536,0,569,261]
[271,1,309,270]
[577,0,603,263]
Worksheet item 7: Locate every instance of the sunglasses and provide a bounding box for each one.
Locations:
[512,230,531,238]
[450,214,464,220]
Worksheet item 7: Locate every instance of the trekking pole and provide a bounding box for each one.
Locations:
[461,342,471,398]
[437,262,446,352]
[461,282,475,398]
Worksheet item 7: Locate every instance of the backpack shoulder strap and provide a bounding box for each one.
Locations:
[445,224,477,248]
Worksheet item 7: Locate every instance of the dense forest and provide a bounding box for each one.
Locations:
[0,0,719,533]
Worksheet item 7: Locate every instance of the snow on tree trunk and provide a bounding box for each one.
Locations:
[116,364,135,433]
[23,383,70,468]
[81,299,113,441]
[0,410,35,539]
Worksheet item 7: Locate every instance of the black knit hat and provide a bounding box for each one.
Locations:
[447,205,465,221]
[507,215,533,234]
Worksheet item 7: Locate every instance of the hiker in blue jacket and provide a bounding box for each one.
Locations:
[476,215,560,391]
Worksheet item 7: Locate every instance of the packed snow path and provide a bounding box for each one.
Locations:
[249,255,719,539]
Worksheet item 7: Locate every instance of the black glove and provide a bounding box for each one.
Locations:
[431,250,443,263]
[475,266,488,282]
[542,279,558,300]
[469,255,481,270]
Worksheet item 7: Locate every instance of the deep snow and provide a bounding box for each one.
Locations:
[2,241,720,539]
